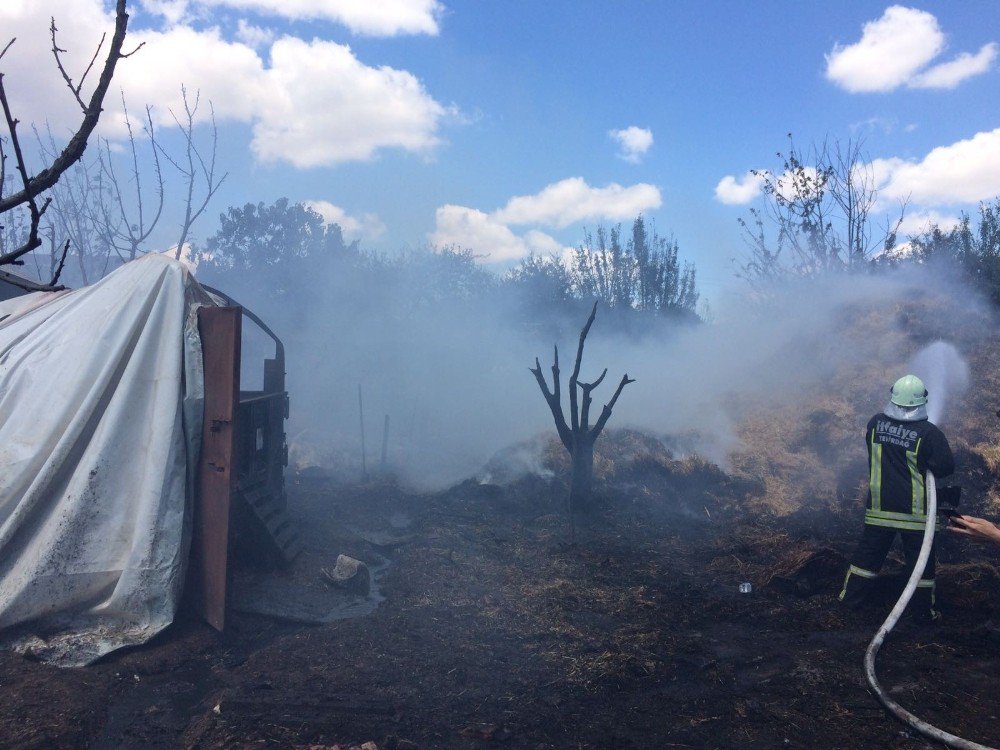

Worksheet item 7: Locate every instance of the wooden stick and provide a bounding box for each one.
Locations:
[380,414,390,472]
[358,384,367,480]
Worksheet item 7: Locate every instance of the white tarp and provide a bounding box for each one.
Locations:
[0,254,211,665]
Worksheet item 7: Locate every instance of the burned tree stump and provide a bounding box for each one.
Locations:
[530,302,634,539]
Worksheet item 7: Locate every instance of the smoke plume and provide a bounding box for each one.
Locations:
[228,260,989,490]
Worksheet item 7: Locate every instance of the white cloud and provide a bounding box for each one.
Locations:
[825,5,995,92]
[714,171,765,205]
[250,37,448,167]
[609,126,653,163]
[875,128,1000,205]
[0,2,452,167]
[826,6,943,92]
[495,177,661,228]
[142,0,443,36]
[428,205,571,263]
[429,206,531,262]
[234,18,276,48]
[429,177,660,262]
[897,210,962,237]
[910,43,998,89]
[120,31,449,167]
[140,0,192,26]
[114,25,267,129]
[304,200,387,242]
[715,166,831,206]
[868,156,905,189]
[522,230,566,256]
[849,116,897,135]
[773,166,824,202]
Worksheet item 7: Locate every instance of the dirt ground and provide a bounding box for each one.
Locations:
[2,463,1000,750]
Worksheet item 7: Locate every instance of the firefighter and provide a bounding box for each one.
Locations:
[839,374,955,621]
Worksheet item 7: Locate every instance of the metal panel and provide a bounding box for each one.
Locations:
[191,306,242,631]
[263,356,285,394]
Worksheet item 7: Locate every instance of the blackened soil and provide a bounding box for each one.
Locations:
[1,474,999,750]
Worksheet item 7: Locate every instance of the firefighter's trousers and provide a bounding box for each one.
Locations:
[839,524,936,617]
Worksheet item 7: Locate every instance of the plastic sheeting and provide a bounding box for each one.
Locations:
[0,255,212,665]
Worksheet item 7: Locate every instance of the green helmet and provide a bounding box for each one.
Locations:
[890,374,928,407]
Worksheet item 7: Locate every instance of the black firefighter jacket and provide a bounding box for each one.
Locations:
[865,412,955,530]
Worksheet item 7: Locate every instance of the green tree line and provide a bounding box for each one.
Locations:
[194,199,700,329]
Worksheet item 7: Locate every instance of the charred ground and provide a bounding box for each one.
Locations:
[2,288,1000,749]
[2,441,1000,749]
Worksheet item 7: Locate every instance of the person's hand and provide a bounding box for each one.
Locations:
[947,514,1000,545]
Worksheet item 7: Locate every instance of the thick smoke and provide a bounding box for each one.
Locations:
[232,260,988,490]
[579,269,983,467]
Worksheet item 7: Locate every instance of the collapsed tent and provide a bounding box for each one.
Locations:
[0,255,212,665]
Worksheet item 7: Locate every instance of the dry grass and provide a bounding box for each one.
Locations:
[723,292,1000,518]
[972,443,1000,474]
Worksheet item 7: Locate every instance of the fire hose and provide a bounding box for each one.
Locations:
[863,471,997,750]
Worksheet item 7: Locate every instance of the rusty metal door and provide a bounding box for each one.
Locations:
[190,306,242,631]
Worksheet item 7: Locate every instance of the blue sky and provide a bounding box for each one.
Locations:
[3,1,999,299]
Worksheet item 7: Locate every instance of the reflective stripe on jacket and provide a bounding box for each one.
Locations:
[865,411,954,530]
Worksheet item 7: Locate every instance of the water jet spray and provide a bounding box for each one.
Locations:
[907,341,970,426]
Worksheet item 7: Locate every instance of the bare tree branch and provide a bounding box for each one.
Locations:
[0,0,130,217]
[35,123,114,283]
[163,88,227,259]
[93,98,164,261]
[571,300,599,382]
[551,344,561,419]
[50,17,106,112]
[49,237,70,286]
[76,33,107,94]
[569,300,598,431]
[578,368,607,431]
[529,352,572,451]
[591,374,636,439]
[120,42,145,58]
[0,76,52,264]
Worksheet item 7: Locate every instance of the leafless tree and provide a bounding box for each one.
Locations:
[96,95,165,262]
[36,85,226,282]
[161,86,226,260]
[34,124,117,284]
[0,0,138,275]
[827,139,906,270]
[738,135,906,286]
[530,302,634,541]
